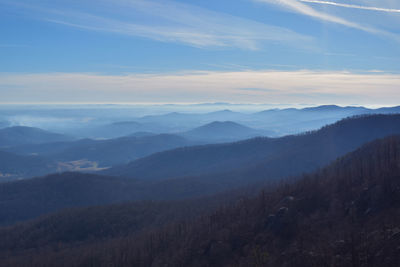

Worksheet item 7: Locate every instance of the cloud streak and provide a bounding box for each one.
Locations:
[2,0,312,50]
[300,0,400,13]
[1,70,399,105]
[255,0,400,42]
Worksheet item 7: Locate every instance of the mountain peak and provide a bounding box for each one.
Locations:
[0,126,72,147]
[182,121,260,143]
[302,105,341,111]
[192,121,252,131]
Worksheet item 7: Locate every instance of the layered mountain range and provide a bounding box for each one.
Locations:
[1,107,400,266]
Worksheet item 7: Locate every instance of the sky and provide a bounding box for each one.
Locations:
[0,0,399,105]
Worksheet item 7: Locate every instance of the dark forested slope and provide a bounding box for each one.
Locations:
[4,135,398,267]
[0,173,147,224]
[0,170,254,225]
[0,151,56,181]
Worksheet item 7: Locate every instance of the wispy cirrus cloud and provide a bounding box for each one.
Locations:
[0,0,312,50]
[254,0,400,42]
[1,70,399,105]
[300,0,400,13]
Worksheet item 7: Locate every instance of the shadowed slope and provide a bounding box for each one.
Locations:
[1,136,400,267]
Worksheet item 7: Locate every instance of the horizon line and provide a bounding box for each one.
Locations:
[0,102,397,109]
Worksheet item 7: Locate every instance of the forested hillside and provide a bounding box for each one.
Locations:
[3,114,400,225]
[2,135,398,266]
[0,151,55,181]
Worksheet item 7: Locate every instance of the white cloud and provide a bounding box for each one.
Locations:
[2,0,312,50]
[300,0,400,13]
[255,0,400,42]
[1,70,399,105]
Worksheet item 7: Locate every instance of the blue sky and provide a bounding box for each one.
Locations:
[0,0,399,105]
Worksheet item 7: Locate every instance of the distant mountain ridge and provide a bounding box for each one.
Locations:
[0,126,73,147]
[51,133,194,167]
[2,114,400,225]
[132,105,400,137]
[104,114,400,181]
[4,113,400,181]
[181,121,264,142]
[3,133,196,176]
[2,105,400,139]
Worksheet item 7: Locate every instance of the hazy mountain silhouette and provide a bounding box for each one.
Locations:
[3,139,96,157]
[2,105,400,139]
[302,104,368,112]
[0,126,73,147]
[84,121,147,139]
[105,114,400,180]
[51,134,194,167]
[0,121,10,129]
[181,121,264,142]
[3,114,400,225]
[4,134,196,170]
[128,131,155,137]
[130,105,400,137]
